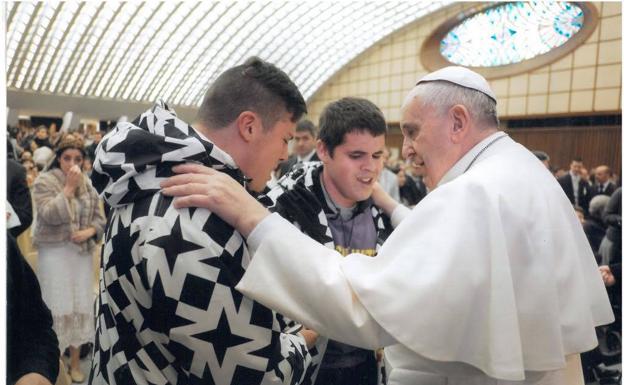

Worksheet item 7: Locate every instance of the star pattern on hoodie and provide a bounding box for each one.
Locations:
[89,101,318,385]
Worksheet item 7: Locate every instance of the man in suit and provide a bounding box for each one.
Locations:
[591,165,616,197]
[277,119,319,177]
[377,147,400,201]
[85,130,103,162]
[558,157,591,213]
[7,159,33,238]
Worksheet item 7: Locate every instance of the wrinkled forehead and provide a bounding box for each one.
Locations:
[400,85,421,112]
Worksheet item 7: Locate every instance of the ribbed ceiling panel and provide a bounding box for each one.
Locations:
[5,1,449,106]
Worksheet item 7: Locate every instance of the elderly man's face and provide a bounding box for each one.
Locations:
[400,96,452,189]
[595,166,610,184]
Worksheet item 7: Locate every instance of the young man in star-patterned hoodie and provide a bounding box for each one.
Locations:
[89,57,321,385]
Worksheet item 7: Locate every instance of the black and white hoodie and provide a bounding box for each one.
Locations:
[89,101,315,385]
[266,162,393,251]
[265,162,393,384]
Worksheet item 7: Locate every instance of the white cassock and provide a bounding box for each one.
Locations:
[236,132,614,385]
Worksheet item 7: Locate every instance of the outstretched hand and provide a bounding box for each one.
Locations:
[161,163,270,237]
[371,182,399,215]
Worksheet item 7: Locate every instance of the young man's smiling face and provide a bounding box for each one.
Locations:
[318,130,385,207]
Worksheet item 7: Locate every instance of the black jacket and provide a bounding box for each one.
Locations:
[7,233,59,385]
[557,173,591,213]
[399,175,426,207]
[277,152,320,178]
[590,181,617,198]
[7,159,33,237]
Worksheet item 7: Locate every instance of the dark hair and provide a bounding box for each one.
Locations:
[48,134,86,170]
[296,119,316,137]
[318,97,387,156]
[197,56,306,130]
[532,150,549,162]
[572,157,583,163]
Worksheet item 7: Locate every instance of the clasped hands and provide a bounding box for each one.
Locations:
[71,227,96,244]
[599,265,616,287]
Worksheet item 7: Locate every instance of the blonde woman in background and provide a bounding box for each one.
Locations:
[32,134,105,383]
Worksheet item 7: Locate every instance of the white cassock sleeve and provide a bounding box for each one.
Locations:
[237,213,398,350]
[237,156,613,382]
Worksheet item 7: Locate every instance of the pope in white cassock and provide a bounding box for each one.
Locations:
[161,66,614,385]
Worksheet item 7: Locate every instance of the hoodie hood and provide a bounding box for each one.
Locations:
[91,100,247,208]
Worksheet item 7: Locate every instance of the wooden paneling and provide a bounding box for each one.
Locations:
[385,125,621,176]
[507,126,621,175]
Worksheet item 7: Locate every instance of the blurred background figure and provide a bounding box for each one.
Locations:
[558,157,592,215]
[31,134,106,383]
[7,232,60,385]
[592,165,617,197]
[378,146,400,201]
[583,195,611,260]
[397,163,426,207]
[277,119,319,177]
[532,150,551,171]
[85,130,103,162]
[30,125,53,152]
[7,158,33,238]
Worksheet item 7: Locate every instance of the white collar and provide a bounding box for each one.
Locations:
[298,150,316,163]
[437,131,507,188]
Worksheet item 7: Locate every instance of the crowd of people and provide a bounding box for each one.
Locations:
[5,59,621,385]
[7,126,105,385]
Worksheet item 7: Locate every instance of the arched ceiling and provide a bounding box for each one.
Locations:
[6,1,449,119]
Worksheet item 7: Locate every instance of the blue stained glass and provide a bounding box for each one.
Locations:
[440,2,584,67]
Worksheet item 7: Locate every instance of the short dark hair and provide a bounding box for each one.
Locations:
[318,97,387,156]
[572,157,583,163]
[197,56,306,130]
[532,150,549,161]
[296,119,316,137]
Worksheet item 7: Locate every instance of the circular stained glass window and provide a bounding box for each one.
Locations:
[440,2,584,67]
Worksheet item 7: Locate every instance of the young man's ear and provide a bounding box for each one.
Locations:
[237,111,262,142]
[316,140,330,162]
[448,104,470,143]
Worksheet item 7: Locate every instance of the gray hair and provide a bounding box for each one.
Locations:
[406,81,499,129]
[589,194,610,218]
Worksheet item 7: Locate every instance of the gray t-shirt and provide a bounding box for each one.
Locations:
[320,177,377,368]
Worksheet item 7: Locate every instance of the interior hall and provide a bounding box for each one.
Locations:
[4,2,622,385]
